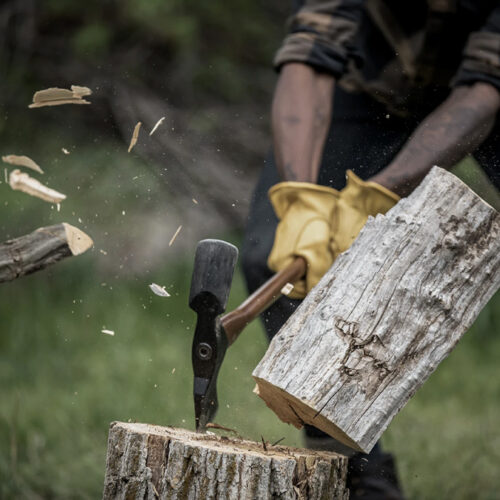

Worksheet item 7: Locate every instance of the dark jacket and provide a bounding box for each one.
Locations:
[275,0,500,115]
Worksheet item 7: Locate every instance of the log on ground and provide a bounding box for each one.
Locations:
[253,166,500,454]
[103,422,348,499]
[0,223,93,283]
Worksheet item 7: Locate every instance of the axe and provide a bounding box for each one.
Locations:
[188,239,305,429]
[188,239,358,456]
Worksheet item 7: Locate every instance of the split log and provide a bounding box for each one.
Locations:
[253,166,500,454]
[0,223,93,283]
[103,422,348,499]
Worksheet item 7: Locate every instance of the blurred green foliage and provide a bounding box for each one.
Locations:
[7,0,283,103]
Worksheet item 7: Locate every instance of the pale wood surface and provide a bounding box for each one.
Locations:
[0,223,93,283]
[253,167,500,454]
[103,422,348,499]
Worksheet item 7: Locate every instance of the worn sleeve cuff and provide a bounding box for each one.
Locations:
[452,31,500,91]
[273,33,349,77]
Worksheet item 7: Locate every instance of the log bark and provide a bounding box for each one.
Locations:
[103,422,348,499]
[0,223,93,283]
[253,166,500,454]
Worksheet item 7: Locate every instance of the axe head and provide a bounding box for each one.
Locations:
[189,239,238,431]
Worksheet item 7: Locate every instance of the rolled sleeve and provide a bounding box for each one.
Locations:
[453,6,500,91]
[274,0,364,78]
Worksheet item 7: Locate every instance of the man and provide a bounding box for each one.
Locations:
[242,1,500,498]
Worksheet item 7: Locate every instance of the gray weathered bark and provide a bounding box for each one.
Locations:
[0,223,93,283]
[103,422,348,499]
[253,166,500,454]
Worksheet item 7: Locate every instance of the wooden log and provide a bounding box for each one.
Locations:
[103,422,348,499]
[0,223,93,283]
[253,166,500,454]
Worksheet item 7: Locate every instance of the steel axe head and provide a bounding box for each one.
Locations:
[189,239,238,431]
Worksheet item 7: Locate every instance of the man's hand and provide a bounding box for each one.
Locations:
[331,171,399,258]
[267,182,339,299]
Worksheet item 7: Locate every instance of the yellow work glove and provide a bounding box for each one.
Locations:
[331,170,400,258]
[267,182,339,299]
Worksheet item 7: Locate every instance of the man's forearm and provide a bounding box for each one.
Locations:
[272,63,335,182]
[370,82,500,196]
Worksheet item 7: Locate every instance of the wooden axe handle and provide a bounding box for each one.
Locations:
[221,257,307,345]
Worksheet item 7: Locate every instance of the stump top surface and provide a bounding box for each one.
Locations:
[112,421,342,461]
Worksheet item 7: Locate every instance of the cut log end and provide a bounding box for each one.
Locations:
[61,223,93,255]
[103,422,349,499]
[253,378,364,453]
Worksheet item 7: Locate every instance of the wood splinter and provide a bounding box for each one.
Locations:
[9,169,66,203]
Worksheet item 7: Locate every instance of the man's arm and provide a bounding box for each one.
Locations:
[370,82,500,196]
[272,63,335,182]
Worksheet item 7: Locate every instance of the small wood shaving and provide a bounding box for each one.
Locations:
[271,437,285,446]
[169,225,182,246]
[128,122,141,153]
[101,329,115,336]
[29,85,92,108]
[70,85,92,97]
[9,169,66,203]
[171,368,176,374]
[62,148,70,155]
[281,283,294,296]
[261,436,268,452]
[57,203,61,212]
[206,423,242,438]
[151,483,159,498]
[2,155,44,174]
[192,198,198,204]
[149,283,171,297]
[4,168,8,183]
[149,116,165,136]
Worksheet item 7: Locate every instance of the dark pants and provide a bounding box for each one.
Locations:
[241,86,499,473]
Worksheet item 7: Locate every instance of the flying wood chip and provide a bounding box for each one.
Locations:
[169,225,182,246]
[280,282,294,296]
[9,169,66,203]
[149,283,171,297]
[128,122,142,152]
[149,116,165,136]
[2,155,44,174]
[29,85,92,108]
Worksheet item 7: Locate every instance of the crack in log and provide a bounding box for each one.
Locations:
[287,403,306,427]
[334,318,392,396]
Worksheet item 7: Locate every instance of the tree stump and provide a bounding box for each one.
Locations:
[253,166,500,454]
[0,223,93,283]
[103,422,348,499]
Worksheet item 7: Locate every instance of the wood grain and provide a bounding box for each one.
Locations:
[103,422,348,499]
